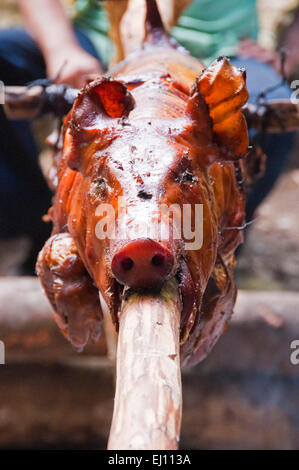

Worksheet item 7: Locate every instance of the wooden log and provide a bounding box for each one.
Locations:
[199,289,299,377]
[3,84,299,134]
[0,353,298,449]
[0,278,298,449]
[3,86,44,120]
[3,85,78,120]
[108,280,182,450]
[0,277,106,362]
[243,100,299,133]
[0,361,114,450]
[0,278,299,376]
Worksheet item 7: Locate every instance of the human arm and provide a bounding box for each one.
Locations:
[17,0,103,88]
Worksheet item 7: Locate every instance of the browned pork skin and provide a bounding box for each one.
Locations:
[37,0,249,366]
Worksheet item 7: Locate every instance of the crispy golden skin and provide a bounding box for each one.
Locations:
[38,27,248,364]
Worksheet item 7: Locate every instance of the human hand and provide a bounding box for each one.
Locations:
[46,46,104,89]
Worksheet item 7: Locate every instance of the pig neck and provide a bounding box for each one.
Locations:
[111,42,205,97]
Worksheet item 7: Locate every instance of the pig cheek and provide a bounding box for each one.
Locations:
[67,193,118,317]
[63,129,85,172]
[162,172,218,289]
[86,179,122,299]
[67,178,94,272]
[185,178,218,289]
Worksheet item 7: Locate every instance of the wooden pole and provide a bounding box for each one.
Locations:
[1,278,298,376]
[108,280,182,450]
[243,100,299,133]
[3,85,78,120]
[3,85,299,134]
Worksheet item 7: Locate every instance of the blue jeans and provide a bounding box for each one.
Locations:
[0,27,100,242]
[231,57,296,222]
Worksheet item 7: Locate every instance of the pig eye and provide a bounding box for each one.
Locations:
[180,168,196,183]
[170,154,198,185]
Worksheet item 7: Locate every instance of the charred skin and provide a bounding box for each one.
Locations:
[37,3,248,365]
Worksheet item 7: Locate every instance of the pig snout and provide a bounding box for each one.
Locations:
[111,238,175,288]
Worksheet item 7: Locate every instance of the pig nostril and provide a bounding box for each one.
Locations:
[112,239,175,288]
[151,254,164,267]
[121,257,134,271]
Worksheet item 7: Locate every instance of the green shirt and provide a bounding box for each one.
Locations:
[172,0,258,64]
[74,0,258,66]
[73,0,112,67]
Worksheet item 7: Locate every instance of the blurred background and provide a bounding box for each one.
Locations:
[0,0,299,450]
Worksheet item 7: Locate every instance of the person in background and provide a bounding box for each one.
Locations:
[171,0,296,224]
[172,0,259,64]
[0,0,295,274]
[75,0,297,223]
[0,0,105,273]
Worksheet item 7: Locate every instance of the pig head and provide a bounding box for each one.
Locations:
[37,53,249,366]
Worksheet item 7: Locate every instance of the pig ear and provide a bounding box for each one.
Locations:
[190,57,249,160]
[65,78,135,170]
[70,77,135,125]
[85,77,135,118]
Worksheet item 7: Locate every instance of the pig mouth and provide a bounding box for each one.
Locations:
[109,252,198,342]
[110,238,176,289]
